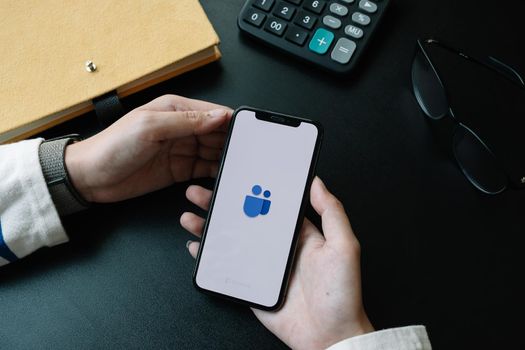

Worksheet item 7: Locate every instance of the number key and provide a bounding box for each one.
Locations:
[304,0,326,14]
[294,10,317,30]
[243,8,267,27]
[273,1,296,20]
[264,17,288,36]
[253,0,275,12]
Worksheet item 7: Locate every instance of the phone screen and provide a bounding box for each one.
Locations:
[195,109,320,308]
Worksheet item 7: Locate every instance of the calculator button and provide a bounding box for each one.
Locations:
[329,3,349,17]
[358,0,377,13]
[264,17,288,36]
[285,26,309,46]
[294,10,317,29]
[274,2,296,20]
[344,24,363,39]
[243,8,267,28]
[285,0,302,4]
[304,0,326,14]
[331,38,357,64]
[308,28,334,54]
[323,15,342,29]
[253,0,275,12]
[340,0,355,3]
[352,12,371,25]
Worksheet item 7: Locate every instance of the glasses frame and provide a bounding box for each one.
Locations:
[411,38,525,195]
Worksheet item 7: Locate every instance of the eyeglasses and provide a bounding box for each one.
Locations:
[411,38,525,194]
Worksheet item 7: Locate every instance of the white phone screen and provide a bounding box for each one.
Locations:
[195,109,319,307]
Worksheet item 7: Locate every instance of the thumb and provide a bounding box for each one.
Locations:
[143,109,229,141]
[310,177,359,249]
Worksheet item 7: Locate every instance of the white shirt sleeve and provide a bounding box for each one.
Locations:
[0,139,68,266]
[326,326,431,350]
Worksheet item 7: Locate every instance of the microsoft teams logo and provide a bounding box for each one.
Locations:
[243,185,271,218]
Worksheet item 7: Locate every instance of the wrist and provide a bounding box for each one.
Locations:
[323,311,374,349]
[64,141,94,203]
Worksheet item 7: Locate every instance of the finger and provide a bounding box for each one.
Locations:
[180,212,205,237]
[136,94,233,114]
[310,177,358,248]
[170,136,197,157]
[198,146,222,161]
[171,133,225,157]
[197,132,227,148]
[143,109,229,141]
[192,159,220,178]
[186,185,213,211]
[218,119,232,133]
[297,218,325,250]
[186,241,200,259]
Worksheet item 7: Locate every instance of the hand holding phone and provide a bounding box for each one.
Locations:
[182,177,374,349]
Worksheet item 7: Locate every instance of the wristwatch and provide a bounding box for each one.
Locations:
[38,134,90,216]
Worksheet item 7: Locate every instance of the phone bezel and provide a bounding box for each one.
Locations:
[192,106,324,311]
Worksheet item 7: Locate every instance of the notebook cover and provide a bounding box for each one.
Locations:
[0,0,220,142]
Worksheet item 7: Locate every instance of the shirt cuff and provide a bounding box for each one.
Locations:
[0,138,69,261]
[326,326,431,350]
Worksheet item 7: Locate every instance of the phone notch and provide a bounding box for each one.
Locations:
[255,111,301,127]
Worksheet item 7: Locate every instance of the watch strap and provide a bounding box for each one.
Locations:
[39,136,90,216]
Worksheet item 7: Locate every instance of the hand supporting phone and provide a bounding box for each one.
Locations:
[193,107,323,310]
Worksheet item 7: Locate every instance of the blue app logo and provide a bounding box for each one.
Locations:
[243,185,271,218]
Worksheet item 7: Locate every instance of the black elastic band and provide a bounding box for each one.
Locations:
[93,91,126,128]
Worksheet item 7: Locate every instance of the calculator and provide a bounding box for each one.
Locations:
[238,0,390,74]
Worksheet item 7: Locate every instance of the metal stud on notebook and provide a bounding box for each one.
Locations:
[85,60,97,72]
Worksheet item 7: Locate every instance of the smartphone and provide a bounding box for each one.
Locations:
[193,107,323,310]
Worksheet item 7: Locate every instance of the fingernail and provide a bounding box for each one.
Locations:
[209,109,227,118]
[186,240,193,249]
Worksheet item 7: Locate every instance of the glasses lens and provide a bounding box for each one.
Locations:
[453,125,507,194]
[411,46,449,120]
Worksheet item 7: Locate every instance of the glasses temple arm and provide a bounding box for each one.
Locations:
[422,38,525,88]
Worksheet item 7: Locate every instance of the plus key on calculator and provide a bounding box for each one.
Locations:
[238,0,391,73]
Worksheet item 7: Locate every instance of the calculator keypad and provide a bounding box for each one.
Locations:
[244,8,267,28]
[264,17,288,36]
[309,28,334,54]
[304,0,326,14]
[239,0,390,73]
[285,26,309,46]
[359,0,377,13]
[329,3,349,17]
[274,2,296,20]
[323,15,341,29]
[295,10,317,30]
[352,12,370,26]
[253,0,274,12]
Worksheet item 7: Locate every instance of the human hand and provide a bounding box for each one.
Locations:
[181,177,374,350]
[65,95,232,203]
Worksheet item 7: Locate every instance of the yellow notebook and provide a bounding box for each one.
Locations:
[0,0,221,143]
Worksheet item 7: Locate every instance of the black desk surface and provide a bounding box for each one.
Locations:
[2,1,524,349]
